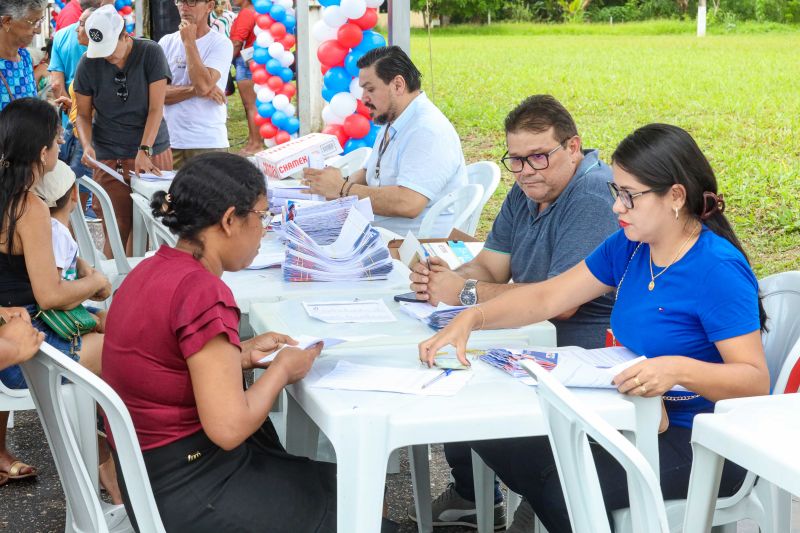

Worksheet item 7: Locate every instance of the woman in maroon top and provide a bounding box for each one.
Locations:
[101,152,337,532]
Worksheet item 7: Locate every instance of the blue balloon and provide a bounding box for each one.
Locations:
[344,50,364,78]
[253,47,270,65]
[279,67,294,83]
[321,87,339,102]
[285,117,300,135]
[269,5,286,22]
[114,0,124,9]
[266,58,282,75]
[318,0,340,6]
[253,0,272,15]
[283,15,296,33]
[257,102,276,118]
[344,138,369,154]
[271,110,288,130]
[125,23,135,33]
[355,31,387,53]
[323,67,351,93]
[363,124,379,147]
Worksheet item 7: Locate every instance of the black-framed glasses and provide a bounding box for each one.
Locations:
[249,209,270,228]
[607,181,655,209]
[114,72,128,102]
[500,139,570,173]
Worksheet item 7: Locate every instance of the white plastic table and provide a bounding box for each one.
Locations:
[683,393,800,533]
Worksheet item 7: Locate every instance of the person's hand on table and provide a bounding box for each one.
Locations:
[270,342,323,384]
[244,331,298,370]
[0,313,45,367]
[409,257,463,305]
[302,167,345,200]
[134,151,162,178]
[418,308,481,368]
[612,355,684,398]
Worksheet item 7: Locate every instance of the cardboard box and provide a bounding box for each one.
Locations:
[388,229,480,262]
[254,133,343,180]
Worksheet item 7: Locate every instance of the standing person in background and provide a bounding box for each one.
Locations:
[74,5,172,257]
[210,0,235,37]
[0,0,46,111]
[229,0,263,155]
[160,0,233,169]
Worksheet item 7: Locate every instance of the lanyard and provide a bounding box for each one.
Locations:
[374,124,393,186]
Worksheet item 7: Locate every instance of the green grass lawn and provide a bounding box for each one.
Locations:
[228,21,800,276]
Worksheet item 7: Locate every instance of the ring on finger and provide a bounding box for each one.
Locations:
[634,376,641,387]
[640,384,647,394]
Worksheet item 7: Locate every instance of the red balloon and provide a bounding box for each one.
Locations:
[252,67,269,86]
[280,82,296,99]
[320,64,331,75]
[317,40,348,67]
[256,14,274,30]
[337,23,363,49]
[270,22,286,40]
[351,8,378,30]
[356,99,370,118]
[119,6,132,15]
[249,60,261,73]
[322,124,348,149]
[266,76,283,92]
[260,122,279,139]
[254,114,269,126]
[279,34,295,50]
[343,114,371,139]
[275,131,291,145]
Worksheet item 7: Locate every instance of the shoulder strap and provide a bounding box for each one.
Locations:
[0,69,14,102]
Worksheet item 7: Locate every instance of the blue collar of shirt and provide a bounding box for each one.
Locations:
[526,148,601,218]
[384,91,427,137]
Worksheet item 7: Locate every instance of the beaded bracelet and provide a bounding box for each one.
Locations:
[339,177,350,197]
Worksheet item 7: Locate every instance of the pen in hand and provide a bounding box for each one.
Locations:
[421,368,452,389]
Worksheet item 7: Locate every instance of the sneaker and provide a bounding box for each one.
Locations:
[406,483,506,530]
[505,497,536,533]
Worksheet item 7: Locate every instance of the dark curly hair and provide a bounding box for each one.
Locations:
[151,152,266,259]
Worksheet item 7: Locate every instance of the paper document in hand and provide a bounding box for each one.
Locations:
[302,299,396,323]
[480,346,646,388]
[85,154,126,185]
[256,334,386,364]
[311,360,473,396]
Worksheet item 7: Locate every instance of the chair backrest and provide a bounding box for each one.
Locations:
[465,161,501,236]
[758,271,800,392]
[520,360,670,533]
[21,343,165,533]
[70,202,104,269]
[774,336,800,394]
[417,184,483,239]
[130,193,178,249]
[77,176,131,276]
[325,146,372,178]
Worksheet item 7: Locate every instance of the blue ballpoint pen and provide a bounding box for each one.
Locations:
[421,369,452,389]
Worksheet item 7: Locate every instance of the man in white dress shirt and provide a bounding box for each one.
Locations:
[304,46,467,236]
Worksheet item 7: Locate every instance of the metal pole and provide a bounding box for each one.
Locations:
[697,0,707,37]
[388,0,411,55]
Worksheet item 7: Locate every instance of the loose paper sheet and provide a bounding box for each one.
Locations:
[303,299,396,323]
[311,360,473,396]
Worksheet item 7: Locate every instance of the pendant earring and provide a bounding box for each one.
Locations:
[674,207,679,220]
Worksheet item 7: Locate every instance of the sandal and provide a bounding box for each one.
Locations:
[4,460,38,480]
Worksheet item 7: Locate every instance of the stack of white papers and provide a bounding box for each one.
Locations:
[311,360,473,396]
[273,196,373,245]
[282,208,393,282]
[398,301,471,331]
[132,170,176,182]
[303,299,396,323]
[268,181,325,208]
[245,251,285,270]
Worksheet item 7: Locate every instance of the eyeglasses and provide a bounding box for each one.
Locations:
[249,209,270,228]
[114,71,128,102]
[23,15,46,29]
[174,0,208,6]
[499,139,570,173]
[607,181,655,209]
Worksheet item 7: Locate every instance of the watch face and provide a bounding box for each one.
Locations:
[460,291,477,306]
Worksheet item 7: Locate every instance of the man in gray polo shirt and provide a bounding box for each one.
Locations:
[408,95,617,530]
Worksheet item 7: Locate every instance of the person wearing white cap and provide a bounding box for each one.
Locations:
[73,4,173,257]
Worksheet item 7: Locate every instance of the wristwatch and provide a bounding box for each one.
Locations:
[138,145,152,157]
[459,279,478,306]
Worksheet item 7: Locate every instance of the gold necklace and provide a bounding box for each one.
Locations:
[648,225,699,291]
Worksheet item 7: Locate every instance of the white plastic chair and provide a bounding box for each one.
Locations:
[417,184,483,239]
[520,359,670,533]
[21,343,164,533]
[464,161,501,236]
[130,194,178,249]
[611,270,800,533]
[325,146,372,178]
[75,177,146,290]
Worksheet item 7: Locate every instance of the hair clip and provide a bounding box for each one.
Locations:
[0,153,9,169]
[160,193,173,214]
[700,191,725,220]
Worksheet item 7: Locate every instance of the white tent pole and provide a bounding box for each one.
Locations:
[388,0,410,55]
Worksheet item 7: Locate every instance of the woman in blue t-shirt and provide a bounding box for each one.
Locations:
[0,0,45,111]
[419,123,769,532]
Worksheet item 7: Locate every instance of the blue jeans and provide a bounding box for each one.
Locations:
[58,124,96,217]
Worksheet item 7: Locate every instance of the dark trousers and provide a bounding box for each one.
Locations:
[470,427,746,533]
[444,441,503,503]
[114,418,336,533]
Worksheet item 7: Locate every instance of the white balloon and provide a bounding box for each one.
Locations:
[254,25,264,36]
[283,103,296,117]
[279,50,295,67]
[254,84,267,93]
[349,78,363,99]
[322,5,348,28]
[285,6,295,17]
[365,0,384,7]
[322,105,346,125]
[257,88,276,103]
[340,0,367,19]
[255,31,274,47]
[312,20,338,43]
[272,94,290,111]
[330,92,357,118]
[268,42,284,58]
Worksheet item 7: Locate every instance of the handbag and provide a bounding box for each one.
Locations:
[35,305,97,353]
